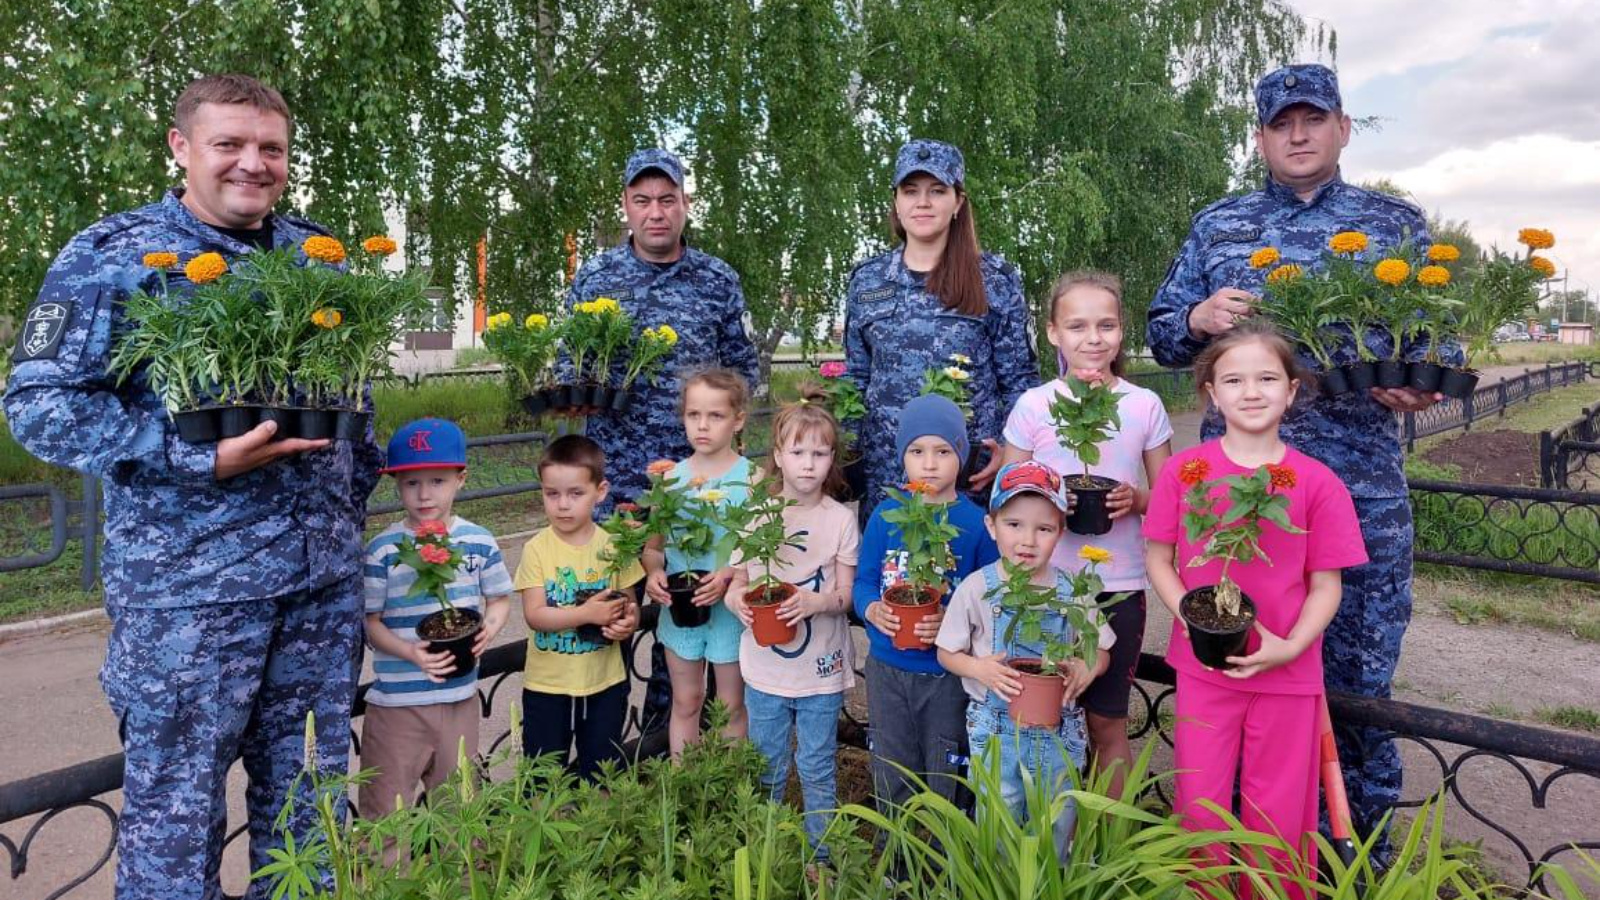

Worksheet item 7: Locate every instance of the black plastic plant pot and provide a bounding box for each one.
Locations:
[417,606,484,679]
[1318,366,1351,398]
[609,388,633,413]
[593,386,618,409]
[1179,587,1257,670]
[573,589,619,645]
[334,410,372,441]
[1407,361,1444,393]
[1065,474,1119,536]
[218,404,261,439]
[666,570,713,628]
[172,408,221,443]
[297,408,337,441]
[583,384,608,408]
[258,405,298,440]
[1439,367,1481,400]
[521,392,549,418]
[1342,360,1377,393]
[1375,359,1407,389]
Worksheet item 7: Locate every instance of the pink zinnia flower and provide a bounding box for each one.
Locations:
[1072,368,1105,386]
[819,361,846,379]
[418,544,452,565]
[415,519,448,538]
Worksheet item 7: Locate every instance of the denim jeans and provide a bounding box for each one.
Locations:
[745,685,843,860]
[966,702,1088,863]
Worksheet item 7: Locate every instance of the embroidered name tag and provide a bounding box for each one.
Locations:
[857,286,896,304]
[1208,227,1262,246]
[13,301,71,362]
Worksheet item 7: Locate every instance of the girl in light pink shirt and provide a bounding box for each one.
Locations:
[1000,270,1172,793]
[1143,322,1366,898]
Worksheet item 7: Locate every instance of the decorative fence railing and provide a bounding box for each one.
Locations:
[1541,403,1600,492]
[1409,478,1600,584]
[1402,361,1593,452]
[4,619,1597,899]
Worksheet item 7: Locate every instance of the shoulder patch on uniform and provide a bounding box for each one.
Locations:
[13,301,72,362]
[857,285,896,303]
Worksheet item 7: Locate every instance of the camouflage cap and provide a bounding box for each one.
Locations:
[624,148,685,187]
[893,139,965,187]
[1255,64,1342,125]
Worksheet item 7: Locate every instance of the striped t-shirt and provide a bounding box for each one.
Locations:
[363,516,514,707]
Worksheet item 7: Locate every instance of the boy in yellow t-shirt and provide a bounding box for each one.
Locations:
[516,435,643,780]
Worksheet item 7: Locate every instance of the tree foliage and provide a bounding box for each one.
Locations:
[1,0,1311,365]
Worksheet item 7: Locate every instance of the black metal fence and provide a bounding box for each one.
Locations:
[1542,403,1600,492]
[1402,361,1593,452]
[1410,478,1600,583]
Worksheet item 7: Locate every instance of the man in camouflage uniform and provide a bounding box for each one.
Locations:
[843,139,1038,513]
[560,148,759,733]
[1148,64,1453,858]
[3,75,379,900]
[561,147,760,505]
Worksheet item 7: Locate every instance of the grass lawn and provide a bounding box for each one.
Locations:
[1415,568,1600,644]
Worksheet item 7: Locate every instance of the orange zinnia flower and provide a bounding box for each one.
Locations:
[903,480,935,495]
[647,459,676,478]
[1266,464,1297,490]
[1178,459,1210,486]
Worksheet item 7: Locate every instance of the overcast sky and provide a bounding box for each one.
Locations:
[1286,0,1597,299]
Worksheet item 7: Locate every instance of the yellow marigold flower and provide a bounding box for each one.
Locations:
[1374,259,1410,286]
[142,251,178,269]
[525,313,549,329]
[944,366,970,381]
[1518,228,1555,250]
[486,312,512,331]
[361,235,397,256]
[184,252,227,284]
[1078,546,1113,565]
[311,308,343,329]
[656,324,679,345]
[1417,265,1451,287]
[303,236,346,264]
[1530,255,1557,278]
[1427,244,1461,263]
[1265,264,1303,284]
[1249,247,1281,269]
[592,296,620,314]
[1329,232,1368,255]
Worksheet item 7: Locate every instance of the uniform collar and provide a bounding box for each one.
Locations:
[163,188,285,253]
[1263,169,1345,207]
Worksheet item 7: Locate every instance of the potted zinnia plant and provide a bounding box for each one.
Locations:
[577,502,652,645]
[994,546,1120,728]
[737,488,806,647]
[398,519,482,679]
[1047,369,1123,536]
[1177,459,1303,669]
[879,480,958,650]
[817,361,868,499]
[639,459,745,629]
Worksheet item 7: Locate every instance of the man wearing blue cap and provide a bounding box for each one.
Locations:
[558,147,759,507]
[1147,63,1452,859]
[844,139,1037,516]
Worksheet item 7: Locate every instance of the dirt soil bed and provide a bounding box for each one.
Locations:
[1422,429,1543,487]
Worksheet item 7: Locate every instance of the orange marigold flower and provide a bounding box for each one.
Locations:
[1266,464,1297,490]
[184,252,227,284]
[1178,459,1210,486]
[311,308,343,328]
[1249,247,1281,269]
[362,235,398,256]
[1265,264,1303,285]
[647,459,676,477]
[1374,259,1410,286]
[303,236,347,264]
[1417,265,1451,288]
[1426,244,1461,263]
[1518,228,1555,250]
[1530,255,1557,278]
[1329,231,1368,255]
[142,251,178,269]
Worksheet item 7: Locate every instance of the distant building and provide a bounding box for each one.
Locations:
[1557,323,1593,345]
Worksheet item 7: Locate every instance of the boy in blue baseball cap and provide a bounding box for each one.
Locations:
[357,418,513,823]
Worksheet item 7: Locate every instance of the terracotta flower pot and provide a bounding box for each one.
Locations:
[884,581,942,650]
[1005,658,1067,728]
[1179,586,1258,670]
[746,582,798,647]
[416,606,484,679]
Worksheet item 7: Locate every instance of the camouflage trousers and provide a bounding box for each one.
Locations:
[101,576,364,900]
[1321,497,1413,854]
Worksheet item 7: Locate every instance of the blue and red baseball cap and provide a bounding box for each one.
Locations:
[989,460,1070,515]
[381,418,467,474]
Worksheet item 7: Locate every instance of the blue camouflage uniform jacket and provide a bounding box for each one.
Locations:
[844,247,1038,508]
[3,189,383,609]
[1147,173,1457,499]
[561,240,760,502]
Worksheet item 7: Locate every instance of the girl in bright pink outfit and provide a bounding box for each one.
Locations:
[1142,322,1367,898]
